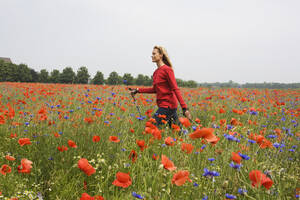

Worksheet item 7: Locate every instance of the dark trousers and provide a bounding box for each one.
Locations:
[153,107,182,128]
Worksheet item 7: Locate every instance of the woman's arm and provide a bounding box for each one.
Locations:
[138,87,156,94]
[165,68,187,109]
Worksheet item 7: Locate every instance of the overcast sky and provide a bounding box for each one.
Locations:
[0,0,299,83]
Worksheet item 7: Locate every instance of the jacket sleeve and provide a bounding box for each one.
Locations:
[138,87,156,93]
[165,67,187,109]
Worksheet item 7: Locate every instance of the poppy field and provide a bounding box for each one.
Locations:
[0,82,299,200]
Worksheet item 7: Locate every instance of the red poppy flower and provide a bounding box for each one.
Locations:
[68,140,77,148]
[18,138,31,146]
[93,135,101,142]
[164,137,175,146]
[179,117,191,128]
[136,140,147,151]
[80,193,104,200]
[152,153,159,160]
[231,152,242,164]
[0,164,12,175]
[172,170,192,186]
[130,128,135,133]
[129,150,138,163]
[171,124,181,132]
[158,114,166,119]
[152,128,162,140]
[249,170,273,190]
[112,172,132,188]
[145,109,153,118]
[17,158,33,174]
[84,117,93,124]
[219,108,226,113]
[5,155,15,161]
[57,145,68,152]
[10,133,17,138]
[80,193,93,200]
[195,118,201,123]
[189,128,220,144]
[78,158,96,176]
[181,143,194,154]
[109,136,120,143]
[54,132,60,138]
[161,155,176,171]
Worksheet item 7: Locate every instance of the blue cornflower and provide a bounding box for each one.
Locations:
[87,101,92,104]
[248,139,256,144]
[208,158,215,161]
[85,94,89,97]
[267,135,277,139]
[25,122,29,126]
[227,124,234,130]
[225,194,236,199]
[192,126,197,131]
[273,142,280,148]
[289,149,295,152]
[202,195,208,200]
[64,116,69,119]
[202,168,220,177]
[292,145,297,149]
[229,162,242,170]
[193,182,199,187]
[238,188,247,195]
[69,109,74,113]
[201,145,207,150]
[249,110,258,115]
[238,152,250,160]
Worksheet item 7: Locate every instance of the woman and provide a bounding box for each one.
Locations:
[130,46,191,127]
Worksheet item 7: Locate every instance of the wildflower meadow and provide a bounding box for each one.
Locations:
[0,82,299,200]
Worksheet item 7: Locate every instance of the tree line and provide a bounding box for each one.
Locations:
[199,80,300,89]
[0,60,198,87]
[1,60,299,89]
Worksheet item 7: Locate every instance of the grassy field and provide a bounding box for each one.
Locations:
[0,82,299,200]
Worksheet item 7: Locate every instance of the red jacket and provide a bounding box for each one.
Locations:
[138,65,187,109]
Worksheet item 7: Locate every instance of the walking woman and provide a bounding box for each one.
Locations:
[130,46,191,127]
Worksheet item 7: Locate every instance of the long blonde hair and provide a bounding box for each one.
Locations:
[154,46,173,68]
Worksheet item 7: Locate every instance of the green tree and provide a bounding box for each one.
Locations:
[144,75,152,86]
[92,71,105,85]
[29,68,39,82]
[75,66,90,84]
[106,71,121,85]
[59,67,75,84]
[122,73,134,85]
[0,60,11,81]
[39,69,49,83]
[135,74,145,85]
[50,69,60,83]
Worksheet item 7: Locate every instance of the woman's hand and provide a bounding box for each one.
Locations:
[182,108,192,120]
[129,88,138,96]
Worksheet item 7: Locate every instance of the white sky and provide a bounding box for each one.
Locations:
[0,0,299,83]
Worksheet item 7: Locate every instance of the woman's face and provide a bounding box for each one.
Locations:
[151,48,163,63]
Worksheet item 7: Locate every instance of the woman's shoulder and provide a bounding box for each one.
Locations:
[160,65,172,70]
